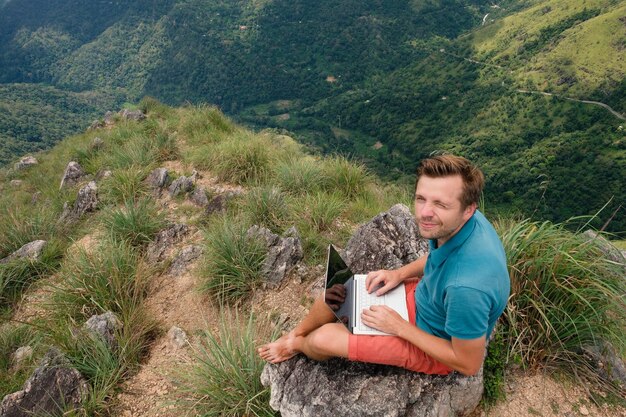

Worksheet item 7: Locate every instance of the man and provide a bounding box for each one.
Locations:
[258,155,510,376]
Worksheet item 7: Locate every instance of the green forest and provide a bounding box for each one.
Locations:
[0,0,624,231]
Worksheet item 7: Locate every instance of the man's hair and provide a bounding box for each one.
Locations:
[416,155,484,208]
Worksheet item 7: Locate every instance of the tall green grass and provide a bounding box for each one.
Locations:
[496,218,626,392]
[176,311,278,417]
[0,324,41,397]
[100,198,166,248]
[240,186,289,234]
[199,220,266,304]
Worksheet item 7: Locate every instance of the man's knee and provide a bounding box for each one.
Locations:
[307,323,349,358]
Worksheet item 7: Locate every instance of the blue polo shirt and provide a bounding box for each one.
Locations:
[414,210,510,340]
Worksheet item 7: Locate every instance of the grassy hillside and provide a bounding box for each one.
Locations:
[0,101,624,415]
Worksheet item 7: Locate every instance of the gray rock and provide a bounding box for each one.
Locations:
[0,240,47,264]
[95,169,112,181]
[10,346,33,372]
[59,181,99,223]
[146,224,191,263]
[168,245,204,276]
[119,109,146,121]
[146,168,169,190]
[345,204,428,273]
[205,194,228,215]
[168,175,194,197]
[14,156,38,171]
[0,348,88,417]
[9,180,23,188]
[91,137,104,150]
[247,226,303,288]
[582,230,626,267]
[83,311,122,349]
[261,205,483,416]
[583,340,626,388]
[167,326,188,350]
[190,186,209,207]
[59,161,85,189]
[261,356,483,417]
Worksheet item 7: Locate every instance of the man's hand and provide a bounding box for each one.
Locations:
[325,284,346,311]
[361,305,408,335]
[365,269,402,296]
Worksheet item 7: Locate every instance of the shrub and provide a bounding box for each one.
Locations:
[176,311,278,417]
[496,219,626,391]
[100,198,166,248]
[199,220,266,304]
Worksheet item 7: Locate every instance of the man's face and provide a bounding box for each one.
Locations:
[414,175,476,246]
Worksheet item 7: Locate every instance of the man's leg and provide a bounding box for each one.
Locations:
[258,295,348,363]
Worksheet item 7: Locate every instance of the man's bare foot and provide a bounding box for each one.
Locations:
[258,331,299,364]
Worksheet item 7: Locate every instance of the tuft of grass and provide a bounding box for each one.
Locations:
[482,329,508,406]
[199,220,266,304]
[496,218,626,393]
[0,241,64,311]
[138,96,171,118]
[0,324,41,398]
[240,186,289,233]
[176,310,278,417]
[100,198,166,248]
[320,156,370,199]
[274,157,324,195]
[0,206,61,258]
[192,133,273,185]
[180,104,235,146]
[99,167,150,205]
[293,191,345,233]
[49,238,146,320]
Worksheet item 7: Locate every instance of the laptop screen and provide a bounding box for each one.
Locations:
[325,245,354,328]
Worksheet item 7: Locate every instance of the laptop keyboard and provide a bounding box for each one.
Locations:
[357,283,385,332]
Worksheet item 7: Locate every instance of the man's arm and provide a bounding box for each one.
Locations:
[366,255,427,295]
[361,305,485,376]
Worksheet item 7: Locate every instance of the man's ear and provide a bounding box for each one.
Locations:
[463,202,477,220]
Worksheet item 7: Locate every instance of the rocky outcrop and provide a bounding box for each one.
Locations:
[14,156,38,171]
[344,204,428,272]
[146,224,191,263]
[146,167,169,191]
[83,311,122,349]
[0,348,88,417]
[261,204,483,417]
[582,230,626,267]
[168,175,194,197]
[190,186,209,207]
[168,245,204,276]
[119,109,146,121]
[59,181,99,223]
[583,340,626,389]
[59,161,85,189]
[261,356,482,417]
[247,226,303,288]
[0,240,47,264]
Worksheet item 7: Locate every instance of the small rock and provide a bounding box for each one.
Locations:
[168,245,204,276]
[14,156,38,171]
[205,194,228,215]
[9,179,22,187]
[83,311,122,348]
[579,405,589,415]
[167,326,188,349]
[190,186,209,207]
[91,137,104,150]
[146,168,169,190]
[59,161,85,189]
[10,346,33,371]
[168,175,194,197]
[0,240,47,264]
[146,224,191,263]
[59,181,98,223]
[119,109,146,121]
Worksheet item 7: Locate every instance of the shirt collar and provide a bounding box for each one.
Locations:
[427,211,478,268]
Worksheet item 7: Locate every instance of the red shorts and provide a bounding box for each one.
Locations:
[347,280,453,375]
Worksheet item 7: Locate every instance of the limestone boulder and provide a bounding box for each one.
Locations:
[14,156,38,171]
[0,348,88,417]
[146,224,191,263]
[0,240,47,264]
[59,181,98,223]
[247,225,303,288]
[60,161,85,189]
[168,245,204,276]
[83,311,122,349]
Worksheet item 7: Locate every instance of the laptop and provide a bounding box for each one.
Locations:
[324,245,409,335]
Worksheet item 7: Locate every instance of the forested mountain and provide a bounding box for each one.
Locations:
[0,0,624,231]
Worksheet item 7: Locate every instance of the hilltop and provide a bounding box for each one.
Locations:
[0,0,624,232]
[0,101,624,416]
